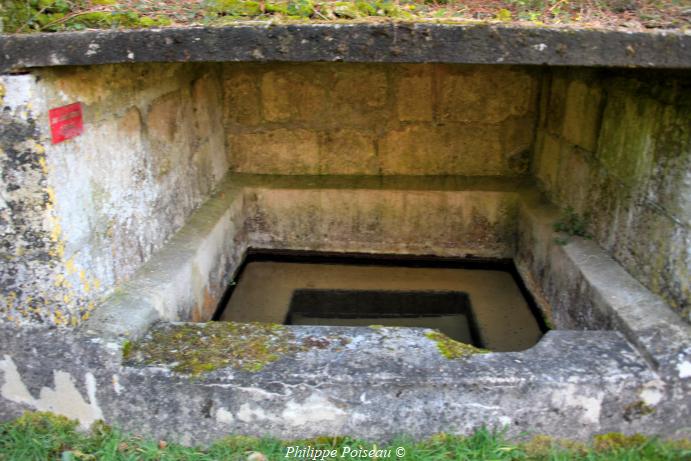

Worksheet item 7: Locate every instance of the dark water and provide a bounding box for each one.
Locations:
[219,261,544,352]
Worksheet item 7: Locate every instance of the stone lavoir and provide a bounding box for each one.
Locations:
[0,24,689,443]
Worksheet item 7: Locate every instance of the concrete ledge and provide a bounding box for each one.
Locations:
[515,195,691,380]
[83,177,247,339]
[2,23,690,73]
[0,323,670,442]
[515,195,691,436]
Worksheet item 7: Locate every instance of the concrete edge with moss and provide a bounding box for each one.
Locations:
[1,23,691,73]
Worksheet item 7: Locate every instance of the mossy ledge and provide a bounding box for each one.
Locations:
[425,330,489,359]
[125,321,306,375]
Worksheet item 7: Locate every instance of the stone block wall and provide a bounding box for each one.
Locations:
[3,60,688,327]
[0,64,228,326]
[245,182,520,259]
[223,63,539,176]
[533,69,691,320]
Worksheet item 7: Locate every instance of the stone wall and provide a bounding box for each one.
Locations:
[223,63,539,176]
[0,64,229,326]
[3,61,689,327]
[245,181,521,259]
[533,69,690,321]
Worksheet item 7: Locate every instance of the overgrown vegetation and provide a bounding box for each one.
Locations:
[553,205,592,245]
[1,0,688,33]
[1,412,690,460]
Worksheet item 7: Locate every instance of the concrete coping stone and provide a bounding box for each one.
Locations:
[1,23,690,73]
[562,239,691,379]
[517,195,691,383]
[125,324,652,385]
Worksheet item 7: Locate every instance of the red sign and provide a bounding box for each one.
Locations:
[49,103,83,144]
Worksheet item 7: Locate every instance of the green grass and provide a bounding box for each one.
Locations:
[1,412,690,461]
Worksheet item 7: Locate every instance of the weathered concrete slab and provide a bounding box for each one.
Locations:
[1,23,690,73]
[0,322,682,444]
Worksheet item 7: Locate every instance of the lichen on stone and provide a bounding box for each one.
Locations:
[424,330,488,359]
[622,400,655,421]
[125,321,306,375]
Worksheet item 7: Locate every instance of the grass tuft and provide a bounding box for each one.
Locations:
[1,411,690,460]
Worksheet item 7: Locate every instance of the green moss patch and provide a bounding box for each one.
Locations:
[425,330,488,359]
[553,206,592,245]
[126,321,304,375]
[1,1,172,33]
[125,322,352,375]
[593,433,651,452]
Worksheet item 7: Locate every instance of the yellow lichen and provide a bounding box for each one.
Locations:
[32,142,46,155]
[46,187,57,206]
[38,156,48,174]
[49,218,61,242]
[64,257,76,274]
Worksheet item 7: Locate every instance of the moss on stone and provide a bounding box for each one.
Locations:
[553,206,591,245]
[265,3,289,15]
[522,435,589,458]
[425,330,488,359]
[592,433,649,452]
[286,0,314,18]
[121,339,132,359]
[126,322,308,375]
[326,2,362,19]
[212,0,264,16]
[12,411,78,433]
[1,3,173,32]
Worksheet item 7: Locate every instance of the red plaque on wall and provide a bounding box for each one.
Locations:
[49,102,83,144]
